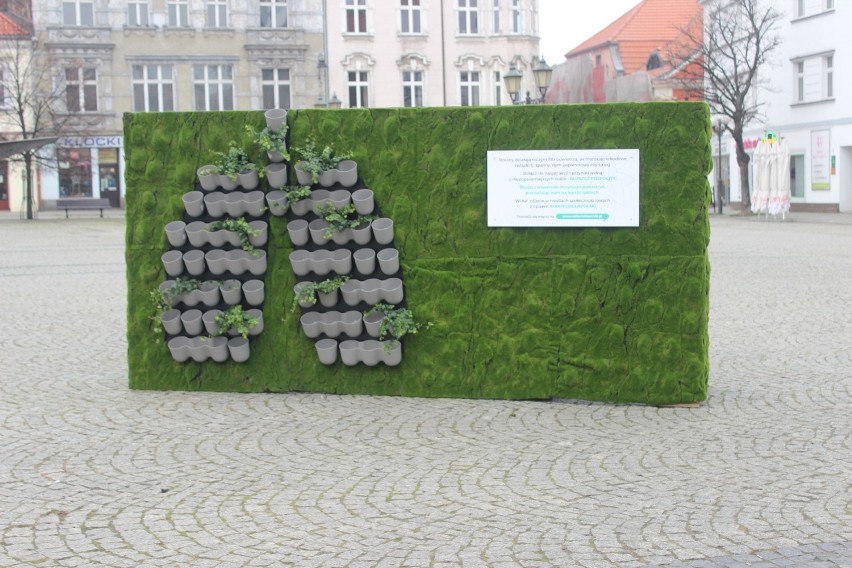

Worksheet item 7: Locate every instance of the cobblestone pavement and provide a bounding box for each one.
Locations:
[0,213,849,567]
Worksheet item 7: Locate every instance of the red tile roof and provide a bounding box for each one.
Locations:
[567,0,702,75]
[0,12,29,37]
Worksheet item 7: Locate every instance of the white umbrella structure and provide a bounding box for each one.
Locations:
[751,135,791,219]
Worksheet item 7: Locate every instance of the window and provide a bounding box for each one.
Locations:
[128,2,149,26]
[168,1,189,26]
[346,0,367,33]
[797,0,804,17]
[796,60,805,102]
[402,71,423,107]
[261,68,291,109]
[0,70,5,108]
[58,148,93,197]
[458,0,478,34]
[794,54,834,103]
[193,64,234,110]
[825,55,833,98]
[494,70,501,105]
[400,0,421,34]
[492,0,500,33]
[512,0,521,33]
[66,67,98,112]
[260,0,287,28]
[348,71,368,107]
[826,0,834,8]
[132,65,174,112]
[790,154,805,198]
[460,71,480,105]
[207,0,228,28]
[63,1,94,26]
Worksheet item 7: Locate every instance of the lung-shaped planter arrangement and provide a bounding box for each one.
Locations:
[284,179,407,366]
[159,173,270,363]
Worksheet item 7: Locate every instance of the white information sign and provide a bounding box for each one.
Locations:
[487,149,640,227]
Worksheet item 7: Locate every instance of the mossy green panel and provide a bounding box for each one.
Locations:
[125,103,711,404]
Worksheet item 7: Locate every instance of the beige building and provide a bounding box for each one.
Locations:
[26,0,324,211]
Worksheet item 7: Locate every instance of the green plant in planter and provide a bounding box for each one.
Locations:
[213,142,256,180]
[214,305,258,339]
[283,185,312,204]
[150,277,203,313]
[316,203,375,239]
[245,124,289,161]
[207,216,260,253]
[291,275,350,311]
[293,137,352,183]
[364,303,430,348]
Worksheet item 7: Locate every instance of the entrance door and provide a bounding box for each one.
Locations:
[99,164,120,208]
[0,161,8,210]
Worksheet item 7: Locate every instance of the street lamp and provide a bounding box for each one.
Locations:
[503,57,552,104]
[712,118,727,214]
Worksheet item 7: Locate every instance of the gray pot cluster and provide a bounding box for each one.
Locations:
[300,311,363,339]
[159,280,221,307]
[266,190,289,216]
[294,160,358,188]
[339,340,402,367]
[339,278,404,306]
[201,309,264,337]
[306,219,372,246]
[203,191,266,218]
[287,189,351,217]
[350,248,399,275]
[167,336,250,363]
[293,282,340,309]
[166,220,268,248]
[205,249,267,276]
[289,249,352,276]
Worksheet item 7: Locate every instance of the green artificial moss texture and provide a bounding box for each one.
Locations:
[126,103,711,404]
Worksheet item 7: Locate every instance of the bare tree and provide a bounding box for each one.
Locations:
[666,0,782,211]
[0,36,69,219]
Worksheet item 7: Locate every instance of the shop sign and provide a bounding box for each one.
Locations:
[59,136,123,148]
[811,130,830,191]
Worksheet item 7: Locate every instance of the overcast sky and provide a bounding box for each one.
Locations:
[538,0,642,65]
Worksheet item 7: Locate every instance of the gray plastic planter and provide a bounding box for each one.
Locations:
[203,191,266,218]
[300,310,363,339]
[264,108,287,132]
[161,250,184,277]
[182,250,206,276]
[353,248,376,274]
[266,190,289,215]
[351,189,374,215]
[371,218,394,245]
[310,189,351,214]
[265,163,287,189]
[202,309,222,335]
[290,197,312,216]
[308,219,331,246]
[182,191,205,217]
[180,309,203,336]
[168,336,229,363]
[160,309,183,335]
[197,165,219,191]
[228,337,251,363]
[204,249,267,276]
[339,278,404,306]
[339,340,402,367]
[218,175,238,191]
[219,279,242,305]
[315,338,338,365]
[377,248,400,275]
[362,310,384,338]
[237,170,259,190]
[289,249,352,276]
[242,280,265,306]
[164,221,187,247]
[248,221,268,247]
[287,219,310,246]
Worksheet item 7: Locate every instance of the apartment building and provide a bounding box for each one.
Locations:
[326,0,542,108]
[707,0,850,211]
[25,0,324,211]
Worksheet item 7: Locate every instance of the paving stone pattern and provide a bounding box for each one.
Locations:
[0,213,850,567]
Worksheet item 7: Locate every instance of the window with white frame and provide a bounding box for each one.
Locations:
[400,0,421,34]
[825,54,833,98]
[193,64,234,110]
[65,67,98,112]
[132,64,174,112]
[207,0,228,28]
[348,70,369,107]
[261,68,291,109]
[128,2,149,26]
[826,0,834,9]
[492,0,500,33]
[460,71,480,105]
[168,0,189,26]
[346,0,368,33]
[402,70,423,107]
[512,0,521,33]
[260,0,287,28]
[458,0,478,34]
[794,53,834,103]
[796,0,834,17]
[494,70,501,105]
[63,1,94,26]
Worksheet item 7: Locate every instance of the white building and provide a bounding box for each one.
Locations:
[325,0,543,108]
[708,0,849,212]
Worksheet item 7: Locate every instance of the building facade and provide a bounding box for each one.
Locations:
[707,0,850,212]
[325,0,542,108]
[22,0,324,212]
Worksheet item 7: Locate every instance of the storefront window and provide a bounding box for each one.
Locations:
[58,148,93,197]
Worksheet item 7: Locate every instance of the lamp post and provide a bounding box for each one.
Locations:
[503,57,552,104]
[712,119,726,214]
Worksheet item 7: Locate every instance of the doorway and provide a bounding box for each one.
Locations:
[0,161,7,211]
[840,147,852,212]
[98,148,120,208]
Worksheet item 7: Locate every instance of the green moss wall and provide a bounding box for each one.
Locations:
[125,103,711,405]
